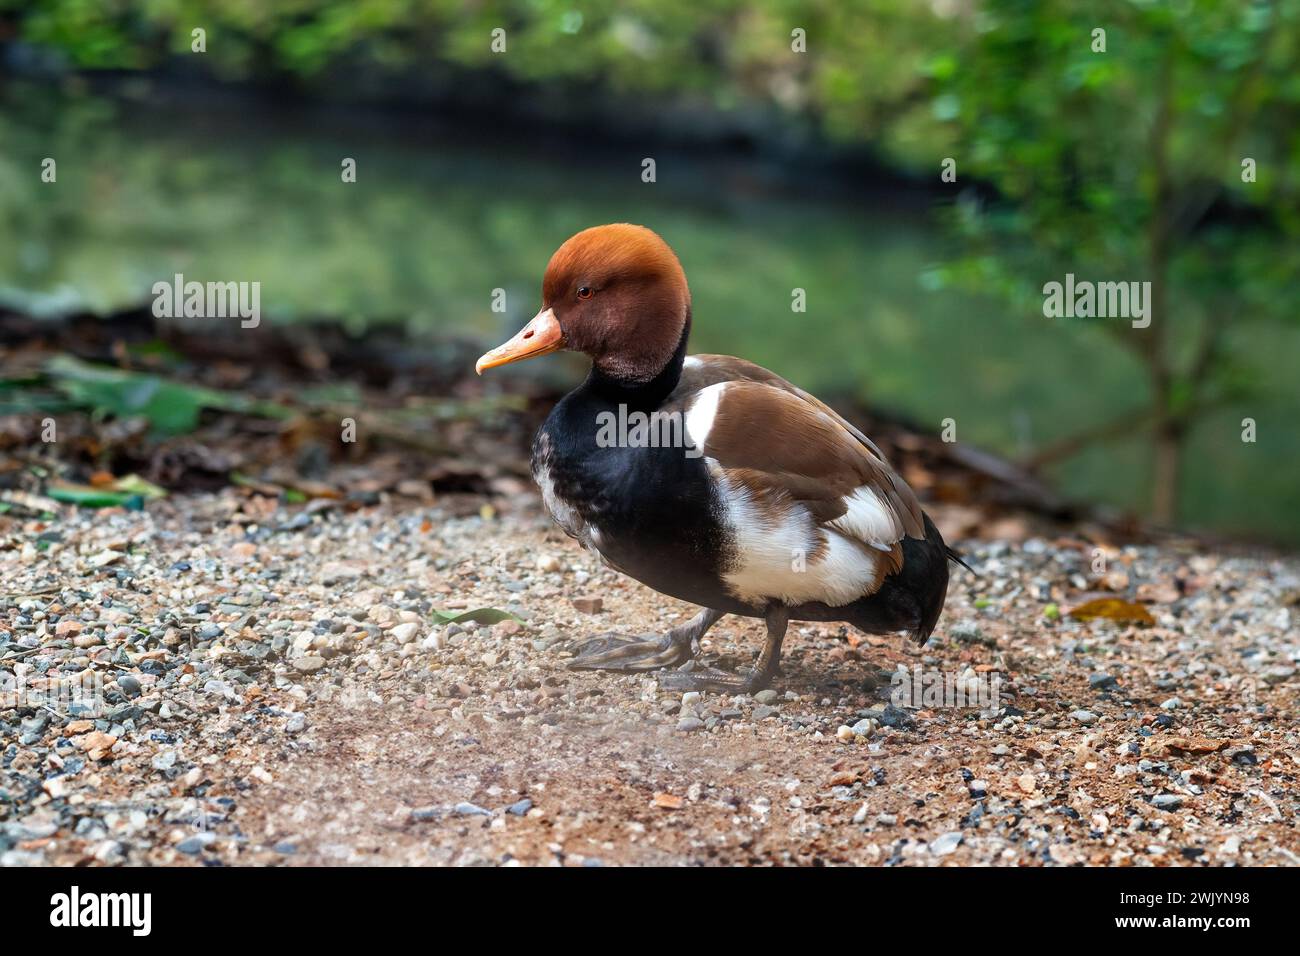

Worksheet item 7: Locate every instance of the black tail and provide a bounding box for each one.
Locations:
[945,545,978,576]
[849,513,950,645]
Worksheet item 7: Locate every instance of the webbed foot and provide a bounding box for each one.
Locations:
[658,664,776,694]
[564,607,725,674]
[658,603,789,695]
[566,632,692,672]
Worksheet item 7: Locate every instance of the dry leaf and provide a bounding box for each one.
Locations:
[1068,598,1155,626]
[652,792,683,810]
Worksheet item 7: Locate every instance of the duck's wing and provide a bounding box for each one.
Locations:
[670,360,926,607]
[675,355,924,544]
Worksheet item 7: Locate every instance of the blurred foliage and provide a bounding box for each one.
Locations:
[924,0,1300,522]
[1,0,973,171]
[2,1,939,113]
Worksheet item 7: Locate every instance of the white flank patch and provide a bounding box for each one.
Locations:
[683,382,727,451]
[534,457,577,534]
[829,486,901,551]
[711,465,880,607]
[533,434,595,549]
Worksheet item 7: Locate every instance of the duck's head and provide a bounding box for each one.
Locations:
[475,223,690,385]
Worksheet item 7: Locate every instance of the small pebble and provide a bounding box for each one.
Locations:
[390,622,419,644]
[176,832,216,854]
[929,831,963,855]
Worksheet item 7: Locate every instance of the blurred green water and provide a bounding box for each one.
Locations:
[2,84,1297,545]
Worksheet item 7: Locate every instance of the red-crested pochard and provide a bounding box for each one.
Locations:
[477,223,960,693]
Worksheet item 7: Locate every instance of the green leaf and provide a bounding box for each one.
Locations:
[106,473,167,500]
[44,355,292,436]
[48,357,202,435]
[46,484,144,510]
[430,607,524,625]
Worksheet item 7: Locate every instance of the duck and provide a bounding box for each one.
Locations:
[476,223,961,693]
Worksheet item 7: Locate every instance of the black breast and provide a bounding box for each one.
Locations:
[532,381,741,610]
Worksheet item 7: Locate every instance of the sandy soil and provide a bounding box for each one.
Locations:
[2,490,1298,866]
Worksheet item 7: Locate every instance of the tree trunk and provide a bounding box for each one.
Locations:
[1145,56,1177,526]
[1150,417,1183,526]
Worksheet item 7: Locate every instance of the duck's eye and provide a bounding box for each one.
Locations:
[576,286,594,300]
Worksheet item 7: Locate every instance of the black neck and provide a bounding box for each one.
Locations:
[586,311,691,409]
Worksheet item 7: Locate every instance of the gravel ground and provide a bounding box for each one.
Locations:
[2,489,1298,867]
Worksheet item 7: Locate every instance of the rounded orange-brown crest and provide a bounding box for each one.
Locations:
[541,224,691,384]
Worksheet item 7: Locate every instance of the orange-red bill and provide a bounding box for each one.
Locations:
[475,308,564,374]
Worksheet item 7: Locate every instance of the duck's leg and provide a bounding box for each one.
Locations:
[658,603,788,694]
[566,607,725,672]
